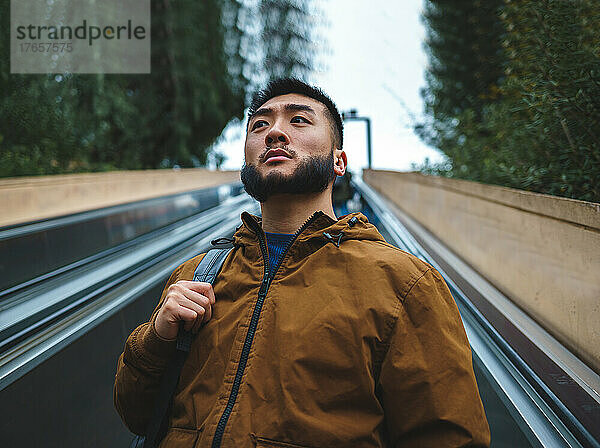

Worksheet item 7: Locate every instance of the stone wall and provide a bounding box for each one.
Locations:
[0,169,240,227]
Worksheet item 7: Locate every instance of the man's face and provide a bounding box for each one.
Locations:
[241,93,345,202]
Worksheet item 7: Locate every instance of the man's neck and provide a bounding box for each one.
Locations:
[260,191,337,234]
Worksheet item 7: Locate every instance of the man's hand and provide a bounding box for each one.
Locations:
[154,280,216,340]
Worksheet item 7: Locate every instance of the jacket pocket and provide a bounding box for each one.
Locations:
[159,427,200,447]
[252,435,314,448]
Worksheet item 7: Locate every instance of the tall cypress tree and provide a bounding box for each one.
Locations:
[421,0,505,121]
[258,0,316,80]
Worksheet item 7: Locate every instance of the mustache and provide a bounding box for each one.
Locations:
[258,145,297,163]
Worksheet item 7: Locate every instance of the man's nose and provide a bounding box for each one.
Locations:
[265,123,289,146]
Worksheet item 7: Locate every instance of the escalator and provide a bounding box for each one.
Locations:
[0,178,598,447]
[0,182,257,446]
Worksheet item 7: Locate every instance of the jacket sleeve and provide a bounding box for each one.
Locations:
[113,264,183,435]
[378,267,491,448]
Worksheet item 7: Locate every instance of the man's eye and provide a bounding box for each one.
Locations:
[252,120,267,130]
[291,116,309,123]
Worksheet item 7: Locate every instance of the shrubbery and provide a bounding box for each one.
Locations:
[418,0,600,202]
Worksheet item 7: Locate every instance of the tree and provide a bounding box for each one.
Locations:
[420,0,505,122]
[258,0,317,80]
[417,0,600,202]
[0,0,275,176]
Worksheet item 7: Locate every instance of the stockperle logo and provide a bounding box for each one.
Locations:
[11,0,150,74]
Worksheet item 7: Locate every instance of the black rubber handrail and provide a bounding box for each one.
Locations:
[0,182,243,292]
[0,195,253,354]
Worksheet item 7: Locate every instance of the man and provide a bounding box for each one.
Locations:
[114,78,490,447]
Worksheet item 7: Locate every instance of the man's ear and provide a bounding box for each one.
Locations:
[333,149,347,177]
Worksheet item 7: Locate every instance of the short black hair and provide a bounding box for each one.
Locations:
[247,78,344,150]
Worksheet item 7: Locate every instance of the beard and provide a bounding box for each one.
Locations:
[240,149,336,203]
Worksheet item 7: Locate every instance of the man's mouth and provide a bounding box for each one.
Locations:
[263,148,292,163]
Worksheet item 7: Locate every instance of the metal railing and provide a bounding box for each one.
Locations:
[0,188,258,391]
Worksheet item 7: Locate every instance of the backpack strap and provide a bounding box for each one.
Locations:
[139,247,233,448]
[193,247,233,286]
[175,248,233,352]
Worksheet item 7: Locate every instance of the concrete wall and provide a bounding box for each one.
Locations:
[0,169,240,227]
[363,169,600,372]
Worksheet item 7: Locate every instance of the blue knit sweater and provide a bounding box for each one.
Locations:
[264,231,295,271]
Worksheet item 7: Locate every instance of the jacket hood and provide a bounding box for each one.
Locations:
[229,210,386,250]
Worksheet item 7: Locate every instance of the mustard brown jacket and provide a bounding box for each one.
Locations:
[114,211,490,448]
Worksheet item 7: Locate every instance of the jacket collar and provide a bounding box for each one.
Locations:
[240,210,335,236]
[233,210,385,250]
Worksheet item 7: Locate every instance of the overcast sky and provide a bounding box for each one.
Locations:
[214,0,445,174]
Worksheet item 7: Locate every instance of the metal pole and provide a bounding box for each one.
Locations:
[365,118,372,170]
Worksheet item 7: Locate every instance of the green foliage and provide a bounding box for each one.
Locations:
[418,0,600,202]
[0,0,320,178]
[421,0,505,119]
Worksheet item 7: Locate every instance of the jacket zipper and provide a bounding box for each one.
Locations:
[210,212,321,448]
